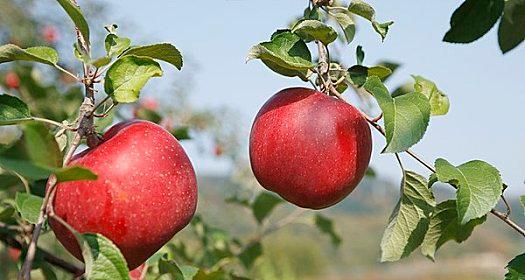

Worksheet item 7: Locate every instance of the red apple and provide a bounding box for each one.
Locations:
[50,120,198,269]
[42,25,59,43]
[129,263,146,280]
[249,88,372,209]
[8,247,21,262]
[5,72,20,89]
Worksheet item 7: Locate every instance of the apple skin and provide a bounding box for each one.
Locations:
[249,88,372,209]
[50,120,198,269]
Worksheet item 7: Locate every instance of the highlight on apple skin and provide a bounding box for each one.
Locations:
[50,120,198,269]
[249,88,372,209]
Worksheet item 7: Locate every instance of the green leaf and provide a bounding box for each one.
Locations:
[412,75,450,116]
[158,256,184,280]
[291,19,338,45]
[506,253,525,280]
[377,61,400,82]
[0,44,58,66]
[104,56,163,103]
[443,0,504,43]
[0,206,15,222]
[105,34,131,58]
[81,233,130,280]
[91,56,111,68]
[55,166,98,182]
[23,122,62,167]
[364,76,430,153]
[520,196,525,216]
[347,65,368,87]
[252,192,283,224]
[348,0,393,40]
[247,31,314,79]
[433,158,503,224]
[0,94,32,125]
[314,214,342,247]
[171,127,191,140]
[15,192,43,224]
[498,0,525,53]
[0,158,53,180]
[225,195,251,208]
[327,7,356,43]
[55,0,90,44]
[0,157,97,182]
[239,242,262,269]
[368,65,392,79]
[380,171,435,262]
[421,200,486,260]
[124,43,183,70]
[356,45,364,65]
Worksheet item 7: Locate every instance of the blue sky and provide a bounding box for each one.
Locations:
[110,1,524,194]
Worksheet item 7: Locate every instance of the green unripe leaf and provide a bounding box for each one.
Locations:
[104,56,163,103]
[251,192,283,224]
[55,0,90,45]
[158,256,184,280]
[0,157,97,182]
[505,253,525,279]
[124,43,183,70]
[91,56,111,68]
[23,122,62,168]
[356,45,364,65]
[421,200,486,260]
[412,75,450,116]
[239,242,263,269]
[327,7,356,43]
[80,233,130,280]
[247,31,314,80]
[367,65,392,79]
[105,34,131,58]
[15,192,43,224]
[291,19,338,45]
[498,0,525,53]
[0,94,32,125]
[314,214,342,247]
[433,158,503,225]
[348,0,393,40]
[380,171,435,262]
[364,76,430,153]
[443,0,504,43]
[0,44,58,66]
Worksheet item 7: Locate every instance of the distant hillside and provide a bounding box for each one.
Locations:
[194,174,525,280]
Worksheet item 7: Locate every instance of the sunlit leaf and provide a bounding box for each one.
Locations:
[291,19,338,45]
[0,44,58,66]
[364,76,430,153]
[104,56,163,103]
[433,158,502,224]
[380,171,435,262]
[124,43,182,70]
[55,0,90,44]
[15,192,43,224]
[0,94,32,125]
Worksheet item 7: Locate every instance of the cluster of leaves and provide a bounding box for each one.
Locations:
[247,0,525,279]
[443,0,525,53]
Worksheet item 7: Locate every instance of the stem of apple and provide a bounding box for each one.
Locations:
[18,1,100,277]
[313,40,525,239]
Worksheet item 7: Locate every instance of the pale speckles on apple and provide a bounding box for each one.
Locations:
[249,88,372,209]
[50,120,198,269]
